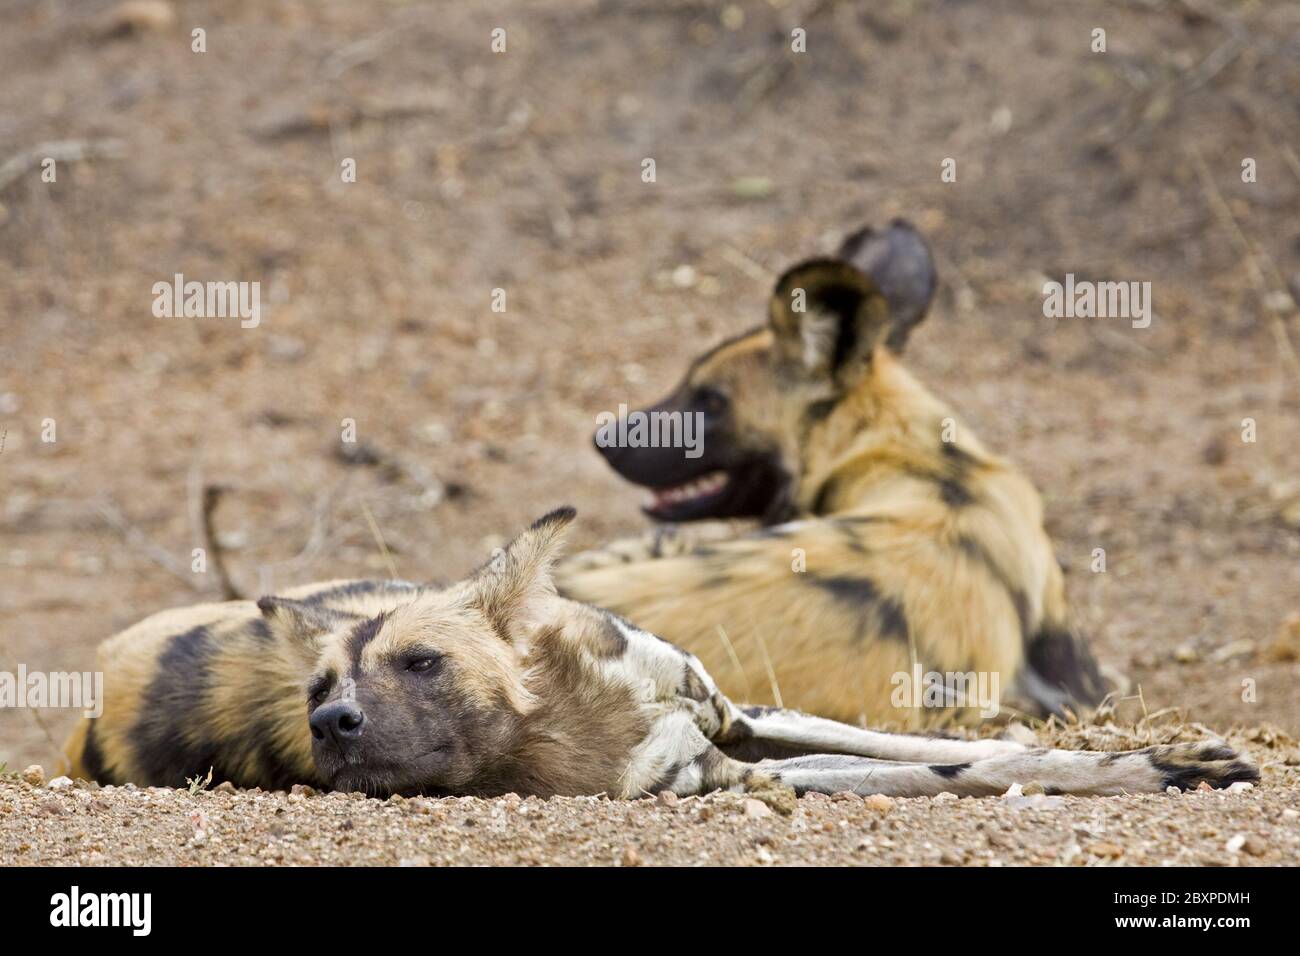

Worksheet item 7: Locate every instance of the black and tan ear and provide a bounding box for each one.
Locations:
[257,596,359,649]
[836,218,937,353]
[468,507,576,639]
[768,258,891,384]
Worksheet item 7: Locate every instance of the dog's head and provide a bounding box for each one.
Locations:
[594,220,937,523]
[259,509,576,796]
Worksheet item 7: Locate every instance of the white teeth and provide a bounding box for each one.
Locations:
[648,471,729,509]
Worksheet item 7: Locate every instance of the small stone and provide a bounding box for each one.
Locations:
[1266,613,1300,662]
[1166,785,1181,796]
[743,798,772,819]
[755,845,775,864]
[746,782,797,815]
[290,784,316,797]
[934,791,958,802]
[1173,644,1200,664]
[621,845,641,867]
[1196,780,1214,792]
[1242,836,1268,857]
[864,793,894,812]
[671,265,697,289]
[1225,834,1246,854]
[1003,783,1024,797]
[21,765,44,787]
[1224,781,1254,794]
[213,781,236,794]
[656,790,679,808]
[1021,781,1046,796]
[47,776,74,790]
[832,790,861,802]
[104,0,176,35]
[939,849,963,865]
[1281,808,1299,821]
[1091,841,1124,859]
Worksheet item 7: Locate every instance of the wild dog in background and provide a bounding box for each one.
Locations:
[558,222,1111,728]
[64,510,1253,798]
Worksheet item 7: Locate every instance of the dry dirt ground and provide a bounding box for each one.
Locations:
[0,0,1298,865]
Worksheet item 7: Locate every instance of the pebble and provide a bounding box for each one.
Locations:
[1224,782,1254,794]
[214,781,237,794]
[621,845,641,867]
[656,790,679,808]
[47,776,74,790]
[1225,834,1246,853]
[1091,841,1124,859]
[743,798,772,819]
[104,0,176,35]
[934,791,958,802]
[290,784,316,797]
[22,765,44,787]
[864,794,894,812]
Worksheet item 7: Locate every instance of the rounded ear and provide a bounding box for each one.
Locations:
[836,218,937,353]
[468,507,576,639]
[767,258,891,384]
[257,596,361,664]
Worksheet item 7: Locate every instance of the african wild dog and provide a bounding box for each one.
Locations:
[558,221,1111,728]
[64,509,1255,798]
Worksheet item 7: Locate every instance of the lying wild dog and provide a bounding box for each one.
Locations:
[64,509,1255,799]
[558,222,1112,728]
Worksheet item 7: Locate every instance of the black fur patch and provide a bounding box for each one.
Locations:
[938,476,974,507]
[1150,748,1260,792]
[131,625,228,787]
[680,663,710,702]
[930,763,969,779]
[347,614,387,671]
[80,721,108,783]
[1026,626,1108,708]
[810,475,843,516]
[813,575,910,643]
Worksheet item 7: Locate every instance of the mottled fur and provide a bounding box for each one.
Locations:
[64,510,1255,800]
[559,222,1109,727]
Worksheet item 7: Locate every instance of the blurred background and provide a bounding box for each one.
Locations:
[1,0,1297,771]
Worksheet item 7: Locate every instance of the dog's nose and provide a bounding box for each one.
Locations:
[594,428,624,463]
[310,702,365,750]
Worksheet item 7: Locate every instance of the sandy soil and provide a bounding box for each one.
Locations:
[1,0,1298,864]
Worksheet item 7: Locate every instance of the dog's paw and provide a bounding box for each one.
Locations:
[1146,741,1259,791]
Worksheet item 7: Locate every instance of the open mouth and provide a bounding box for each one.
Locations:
[643,470,730,519]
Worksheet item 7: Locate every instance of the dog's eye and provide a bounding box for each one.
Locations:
[406,656,440,674]
[695,387,728,416]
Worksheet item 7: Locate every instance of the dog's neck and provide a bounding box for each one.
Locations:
[796,349,998,516]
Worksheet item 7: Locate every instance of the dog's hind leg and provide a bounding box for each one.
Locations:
[742,741,1258,797]
[719,705,1027,764]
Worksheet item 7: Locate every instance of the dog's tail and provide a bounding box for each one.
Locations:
[1017,623,1115,719]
